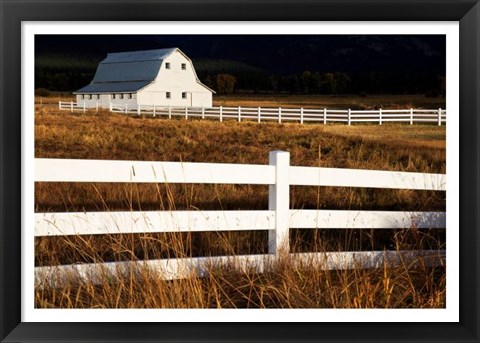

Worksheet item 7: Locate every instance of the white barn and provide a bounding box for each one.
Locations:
[74,47,215,108]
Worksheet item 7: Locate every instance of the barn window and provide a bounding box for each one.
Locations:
[80,95,84,99]
[95,94,100,100]
[119,94,124,99]
[181,63,186,70]
[165,62,170,69]
[126,93,132,99]
[166,92,171,99]
[88,94,92,100]
[182,92,187,99]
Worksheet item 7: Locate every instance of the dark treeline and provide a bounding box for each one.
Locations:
[36,62,445,97]
[196,70,445,97]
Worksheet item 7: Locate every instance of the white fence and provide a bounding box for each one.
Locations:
[59,101,447,125]
[34,151,446,287]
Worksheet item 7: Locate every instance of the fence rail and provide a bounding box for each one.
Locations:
[35,152,446,287]
[59,101,447,126]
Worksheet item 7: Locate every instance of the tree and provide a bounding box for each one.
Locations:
[216,74,237,94]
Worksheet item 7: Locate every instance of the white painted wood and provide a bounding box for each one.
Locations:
[35,158,445,191]
[35,250,445,288]
[289,166,446,190]
[59,103,447,126]
[269,151,290,254]
[288,210,446,229]
[35,209,445,237]
[293,249,445,270]
[35,210,275,236]
[35,158,275,185]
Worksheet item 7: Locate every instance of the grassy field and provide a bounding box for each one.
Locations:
[34,100,446,309]
[214,94,446,110]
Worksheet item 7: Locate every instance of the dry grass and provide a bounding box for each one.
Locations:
[34,101,446,309]
[213,94,446,110]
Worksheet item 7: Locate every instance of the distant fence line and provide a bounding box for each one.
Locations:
[58,101,447,126]
[35,151,446,288]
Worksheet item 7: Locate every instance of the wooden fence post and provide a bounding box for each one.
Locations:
[300,108,304,124]
[185,107,188,120]
[125,104,128,115]
[379,108,382,125]
[258,107,261,123]
[109,103,113,112]
[238,106,241,122]
[83,102,86,113]
[438,108,442,126]
[202,106,205,119]
[168,106,172,119]
[278,107,282,123]
[58,101,61,110]
[324,108,327,125]
[153,105,156,117]
[348,109,351,126]
[410,108,414,125]
[268,151,290,256]
[70,101,73,113]
[220,106,223,122]
[137,105,141,117]
[95,102,99,113]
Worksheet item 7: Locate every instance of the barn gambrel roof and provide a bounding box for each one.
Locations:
[75,47,214,94]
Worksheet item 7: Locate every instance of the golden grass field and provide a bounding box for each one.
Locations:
[34,96,446,309]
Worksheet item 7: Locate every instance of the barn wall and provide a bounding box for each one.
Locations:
[76,94,139,109]
[191,92,212,107]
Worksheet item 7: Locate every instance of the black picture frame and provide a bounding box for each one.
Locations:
[1,0,479,342]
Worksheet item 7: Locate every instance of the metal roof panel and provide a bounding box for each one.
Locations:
[92,60,162,82]
[101,48,177,63]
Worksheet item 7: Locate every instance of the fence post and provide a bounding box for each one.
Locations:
[168,106,172,119]
[109,103,113,112]
[125,104,128,115]
[323,108,327,125]
[220,106,223,122]
[348,109,351,126]
[185,107,188,120]
[58,101,61,110]
[153,105,156,117]
[379,108,382,125]
[438,108,442,126]
[202,106,205,119]
[258,107,261,123]
[268,151,290,256]
[410,108,413,125]
[238,106,241,122]
[95,102,99,113]
[70,101,73,113]
[300,108,304,124]
[278,107,282,123]
[83,102,86,113]
[137,105,141,117]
